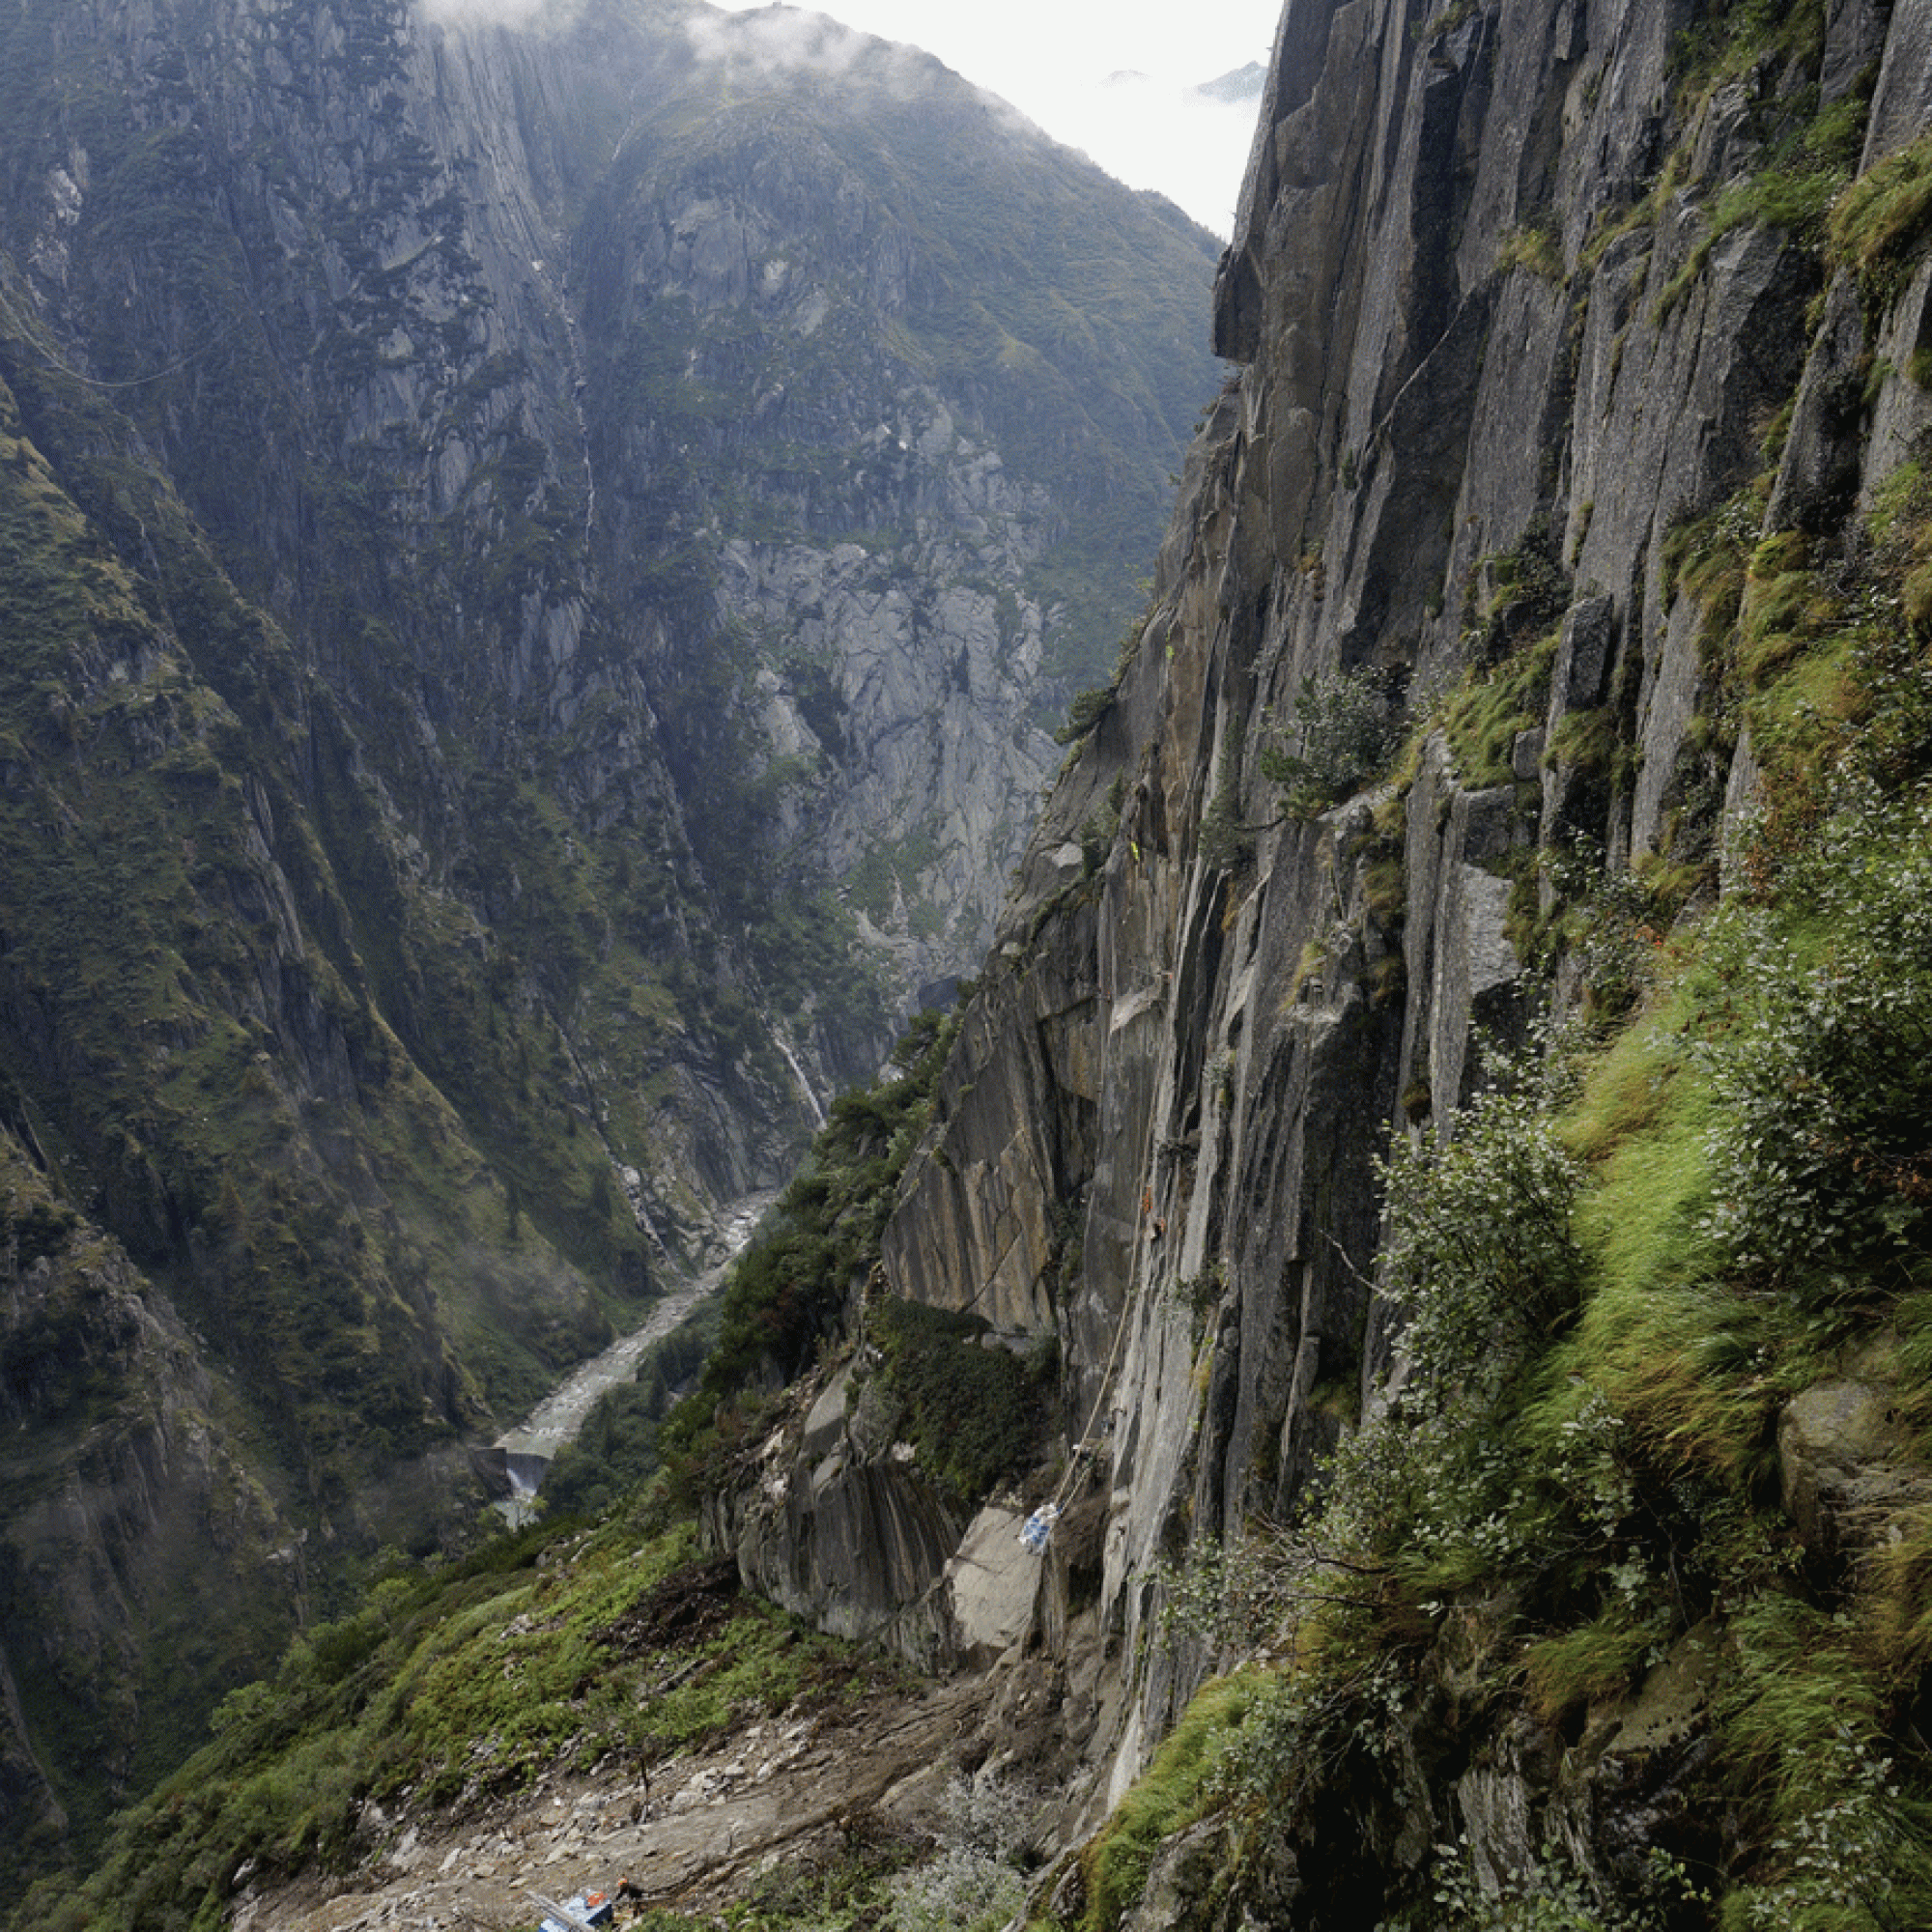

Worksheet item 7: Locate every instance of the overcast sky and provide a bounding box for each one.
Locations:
[705,0,1281,235]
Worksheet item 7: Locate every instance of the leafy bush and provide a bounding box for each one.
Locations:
[1377,1057,1584,1406]
[1055,682,1118,746]
[1422,1838,1700,1931]
[1259,667,1402,819]
[1696,781,1932,1293]
[1739,1736,1919,1932]
[869,1296,1048,1504]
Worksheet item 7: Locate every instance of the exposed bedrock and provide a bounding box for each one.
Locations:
[717,0,1932,1864]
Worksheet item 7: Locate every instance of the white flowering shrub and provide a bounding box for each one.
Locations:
[888,1773,1036,1932]
[889,1846,1026,1932]
[937,1769,1037,1862]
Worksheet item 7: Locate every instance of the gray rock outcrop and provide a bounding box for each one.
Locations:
[713,0,1932,1900]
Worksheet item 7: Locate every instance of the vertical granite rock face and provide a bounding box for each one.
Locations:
[724,0,1932,1858]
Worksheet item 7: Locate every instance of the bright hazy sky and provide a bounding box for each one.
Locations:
[706,0,1281,235]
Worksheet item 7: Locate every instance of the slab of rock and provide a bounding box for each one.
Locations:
[944,1505,1040,1664]
[1605,1621,1722,1759]
[1778,1378,1931,1560]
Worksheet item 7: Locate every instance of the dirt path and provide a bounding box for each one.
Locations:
[231,1673,981,1932]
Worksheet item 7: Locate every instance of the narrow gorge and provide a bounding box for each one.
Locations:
[0,0,1218,1881]
[13,0,1932,1926]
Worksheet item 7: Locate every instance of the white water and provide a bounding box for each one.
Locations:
[775,1031,827,1129]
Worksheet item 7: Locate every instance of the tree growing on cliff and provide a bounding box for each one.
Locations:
[1260,666,1402,819]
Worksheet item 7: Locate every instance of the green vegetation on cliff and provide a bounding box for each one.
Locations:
[1068,231,1932,1932]
[665,1006,962,1463]
[24,0,1932,1929]
[14,1508,906,1932]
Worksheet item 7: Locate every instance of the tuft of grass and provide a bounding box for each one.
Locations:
[1080,1670,1265,1931]
[1497,212,1566,283]
[1565,1275,1778,1490]
[1830,127,1932,301]
[1570,1062,1714,1304]
[1559,1009,1685,1163]
[1521,1602,1659,1725]
[1437,630,1560,785]
[1546,979,1797,1484]
[1721,1596,1881,1816]
[1864,1499,1932,1675]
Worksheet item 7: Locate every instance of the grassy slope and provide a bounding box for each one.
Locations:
[14,1505,917,1932]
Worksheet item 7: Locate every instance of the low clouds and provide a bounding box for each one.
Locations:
[682,2,877,76]
[1076,68,1263,233]
[415,0,566,28]
[678,2,1003,114]
[704,0,1276,235]
[409,0,1268,232]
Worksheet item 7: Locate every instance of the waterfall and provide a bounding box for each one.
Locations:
[774,1029,827,1128]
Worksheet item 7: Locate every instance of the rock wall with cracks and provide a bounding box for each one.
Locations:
[715,0,1932,1862]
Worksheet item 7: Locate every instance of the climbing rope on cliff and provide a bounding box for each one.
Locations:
[1019,1244,1139,1555]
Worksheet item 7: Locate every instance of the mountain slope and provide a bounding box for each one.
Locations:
[0,0,1221,1878]
[694,0,1932,1924]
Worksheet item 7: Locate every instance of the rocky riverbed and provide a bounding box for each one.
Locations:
[493,1194,778,1522]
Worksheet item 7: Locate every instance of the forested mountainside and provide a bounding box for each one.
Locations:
[0,0,1221,1880]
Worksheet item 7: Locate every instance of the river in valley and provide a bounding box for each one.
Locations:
[493,1192,775,1516]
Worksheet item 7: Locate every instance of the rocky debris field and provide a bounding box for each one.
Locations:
[231,1668,983,1932]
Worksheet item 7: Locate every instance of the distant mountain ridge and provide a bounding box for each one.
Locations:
[0,0,1221,1876]
[1195,59,1268,103]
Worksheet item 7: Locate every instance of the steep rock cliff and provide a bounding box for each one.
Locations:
[718,0,1932,1921]
[0,1128,295,1869]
